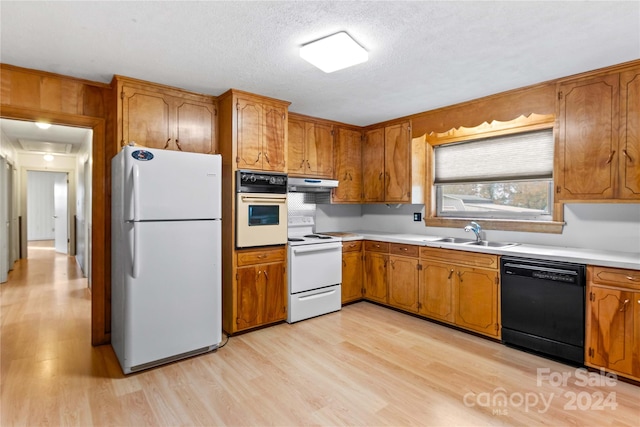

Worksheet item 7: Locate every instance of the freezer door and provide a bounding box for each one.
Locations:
[122,220,221,369]
[122,146,221,221]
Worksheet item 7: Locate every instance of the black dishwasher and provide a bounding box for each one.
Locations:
[501,257,586,365]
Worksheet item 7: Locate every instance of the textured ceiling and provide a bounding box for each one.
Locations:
[1,1,639,128]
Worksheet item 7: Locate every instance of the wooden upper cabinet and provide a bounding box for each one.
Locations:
[363,128,385,201]
[557,73,618,200]
[121,86,171,149]
[287,116,334,178]
[384,122,411,202]
[619,67,640,199]
[556,66,640,201]
[236,96,287,172]
[332,127,363,203]
[116,76,217,154]
[363,121,415,203]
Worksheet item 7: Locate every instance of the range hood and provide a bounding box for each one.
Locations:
[287,177,339,192]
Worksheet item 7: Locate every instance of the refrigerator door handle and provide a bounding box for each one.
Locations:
[132,221,140,278]
[133,164,140,221]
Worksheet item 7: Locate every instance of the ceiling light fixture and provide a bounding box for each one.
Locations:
[43,154,54,162]
[35,122,52,129]
[300,31,368,73]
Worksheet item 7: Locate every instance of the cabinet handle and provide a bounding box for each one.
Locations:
[264,153,270,165]
[401,247,408,251]
[627,275,640,282]
[349,243,356,248]
[257,254,267,259]
[605,151,616,164]
[622,150,634,163]
[307,160,311,169]
[348,172,353,181]
[163,138,171,149]
[343,172,348,180]
[447,269,454,279]
[175,139,183,151]
[263,270,269,281]
[457,271,463,282]
[619,299,630,312]
[300,160,306,168]
[254,152,261,164]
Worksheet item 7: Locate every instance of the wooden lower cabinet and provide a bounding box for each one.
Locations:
[586,266,640,381]
[419,248,500,338]
[419,262,454,322]
[388,255,419,313]
[364,251,388,303]
[234,247,287,332]
[454,266,499,336]
[342,241,363,304]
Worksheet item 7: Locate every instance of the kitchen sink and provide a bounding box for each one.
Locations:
[463,240,519,248]
[433,237,476,244]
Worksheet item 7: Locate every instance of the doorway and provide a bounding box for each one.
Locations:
[26,170,69,254]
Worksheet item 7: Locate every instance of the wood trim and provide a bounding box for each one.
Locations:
[424,217,565,234]
[0,105,111,345]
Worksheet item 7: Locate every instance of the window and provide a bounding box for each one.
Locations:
[434,128,554,221]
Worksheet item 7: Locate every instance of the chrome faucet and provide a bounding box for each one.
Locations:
[464,221,482,242]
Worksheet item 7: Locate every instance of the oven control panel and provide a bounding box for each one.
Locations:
[236,170,287,193]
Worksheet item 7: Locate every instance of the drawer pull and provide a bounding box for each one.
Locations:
[447,269,454,279]
[257,254,267,259]
[401,247,408,251]
[619,299,630,312]
[605,150,615,164]
[626,275,640,282]
[349,244,356,248]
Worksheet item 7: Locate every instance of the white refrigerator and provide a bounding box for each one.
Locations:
[111,146,222,374]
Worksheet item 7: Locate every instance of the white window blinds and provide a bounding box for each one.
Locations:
[434,129,554,184]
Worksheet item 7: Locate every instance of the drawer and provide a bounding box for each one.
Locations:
[589,266,640,291]
[390,243,419,257]
[342,240,362,252]
[236,247,286,267]
[420,247,498,269]
[365,241,389,253]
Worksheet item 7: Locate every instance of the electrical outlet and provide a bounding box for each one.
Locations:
[413,212,422,221]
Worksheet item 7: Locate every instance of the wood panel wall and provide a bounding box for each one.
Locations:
[0,64,113,346]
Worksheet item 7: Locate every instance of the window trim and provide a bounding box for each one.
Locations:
[421,113,565,234]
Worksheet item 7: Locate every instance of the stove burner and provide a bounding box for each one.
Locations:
[288,237,304,242]
[301,234,334,240]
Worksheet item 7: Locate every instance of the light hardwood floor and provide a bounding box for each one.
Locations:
[1,244,639,426]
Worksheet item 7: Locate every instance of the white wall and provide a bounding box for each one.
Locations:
[316,202,640,254]
[75,130,92,280]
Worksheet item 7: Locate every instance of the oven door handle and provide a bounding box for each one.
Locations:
[240,196,286,204]
[292,243,342,254]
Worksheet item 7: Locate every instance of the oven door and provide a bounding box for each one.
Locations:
[288,242,342,293]
[236,192,287,248]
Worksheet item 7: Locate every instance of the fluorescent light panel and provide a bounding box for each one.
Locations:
[35,122,51,129]
[300,32,368,73]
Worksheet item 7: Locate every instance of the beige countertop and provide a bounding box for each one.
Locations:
[321,230,640,271]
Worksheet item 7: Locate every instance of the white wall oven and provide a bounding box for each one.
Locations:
[236,170,287,248]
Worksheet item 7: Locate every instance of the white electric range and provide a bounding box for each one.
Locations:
[287,216,342,323]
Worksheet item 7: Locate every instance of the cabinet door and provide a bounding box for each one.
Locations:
[121,86,171,149]
[261,262,286,323]
[287,118,306,175]
[384,122,411,202]
[236,265,263,330]
[586,286,634,375]
[342,251,363,303]
[262,103,286,171]
[364,252,388,303]
[307,123,334,178]
[175,100,216,154]
[236,97,263,169]
[363,128,385,202]
[419,262,454,322]
[619,67,640,199]
[333,128,362,203]
[388,255,419,312]
[454,267,499,337]
[557,74,619,199]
